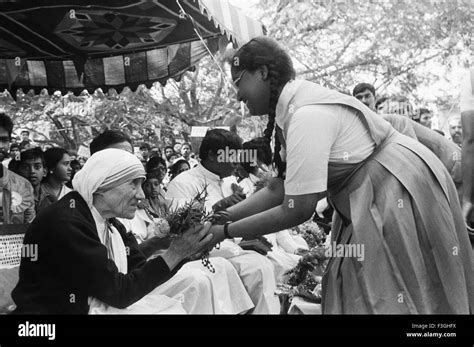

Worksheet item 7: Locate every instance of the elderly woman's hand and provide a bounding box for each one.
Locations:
[161,222,213,270]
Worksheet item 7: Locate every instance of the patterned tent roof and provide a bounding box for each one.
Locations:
[0,0,265,96]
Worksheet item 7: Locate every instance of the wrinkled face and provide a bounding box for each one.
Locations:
[0,128,10,162]
[98,178,145,219]
[18,158,46,187]
[354,89,376,110]
[420,113,432,128]
[232,67,271,116]
[109,141,133,154]
[51,153,72,183]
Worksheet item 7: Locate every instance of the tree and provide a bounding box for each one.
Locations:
[152,51,266,140]
[253,0,472,109]
[10,0,468,146]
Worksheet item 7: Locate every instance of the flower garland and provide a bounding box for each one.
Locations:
[293,220,326,249]
[280,220,329,305]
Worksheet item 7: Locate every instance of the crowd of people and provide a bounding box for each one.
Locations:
[352,82,464,146]
[1,36,473,315]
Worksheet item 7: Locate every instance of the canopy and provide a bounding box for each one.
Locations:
[0,0,264,96]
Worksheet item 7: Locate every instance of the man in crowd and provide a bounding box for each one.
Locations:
[19,130,31,151]
[448,115,463,147]
[150,146,161,159]
[164,145,175,168]
[139,142,151,164]
[166,128,280,314]
[419,108,433,129]
[353,83,376,111]
[3,143,20,168]
[180,142,199,168]
[0,113,35,224]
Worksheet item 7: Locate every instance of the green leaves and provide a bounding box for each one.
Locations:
[254,0,471,109]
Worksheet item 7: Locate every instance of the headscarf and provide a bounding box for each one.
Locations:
[72,148,146,208]
[72,148,145,313]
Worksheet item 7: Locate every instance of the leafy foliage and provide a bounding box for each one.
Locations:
[254,0,472,109]
[165,187,216,273]
[1,1,470,147]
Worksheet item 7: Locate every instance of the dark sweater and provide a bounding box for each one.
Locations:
[12,191,180,314]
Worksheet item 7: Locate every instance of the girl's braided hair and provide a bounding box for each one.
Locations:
[231,37,295,177]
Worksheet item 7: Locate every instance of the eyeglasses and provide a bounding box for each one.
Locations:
[232,70,247,88]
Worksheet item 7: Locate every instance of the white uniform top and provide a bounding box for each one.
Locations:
[275,80,376,195]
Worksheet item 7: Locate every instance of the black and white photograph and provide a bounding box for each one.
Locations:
[0,0,472,344]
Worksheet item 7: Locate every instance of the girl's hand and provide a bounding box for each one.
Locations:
[210,210,232,224]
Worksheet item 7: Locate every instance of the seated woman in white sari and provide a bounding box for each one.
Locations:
[12,148,214,314]
[120,170,254,314]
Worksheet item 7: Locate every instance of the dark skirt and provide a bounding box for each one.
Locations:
[322,132,474,314]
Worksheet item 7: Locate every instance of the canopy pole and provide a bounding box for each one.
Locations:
[176,0,229,82]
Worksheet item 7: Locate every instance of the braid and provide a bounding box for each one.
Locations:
[273,131,285,178]
[266,63,286,177]
[232,36,295,178]
[263,116,275,141]
[267,61,280,115]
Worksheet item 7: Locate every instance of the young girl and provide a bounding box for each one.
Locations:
[208,36,474,314]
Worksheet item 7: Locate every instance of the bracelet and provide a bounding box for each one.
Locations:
[223,221,232,239]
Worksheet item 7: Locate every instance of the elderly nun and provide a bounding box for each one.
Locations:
[12,149,212,314]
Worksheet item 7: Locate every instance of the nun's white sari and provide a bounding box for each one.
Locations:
[120,212,254,314]
[73,148,185,314]
[88,207,185,314]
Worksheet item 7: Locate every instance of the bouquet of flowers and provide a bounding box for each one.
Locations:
[164,187,216,272]
[279,219,329,307]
